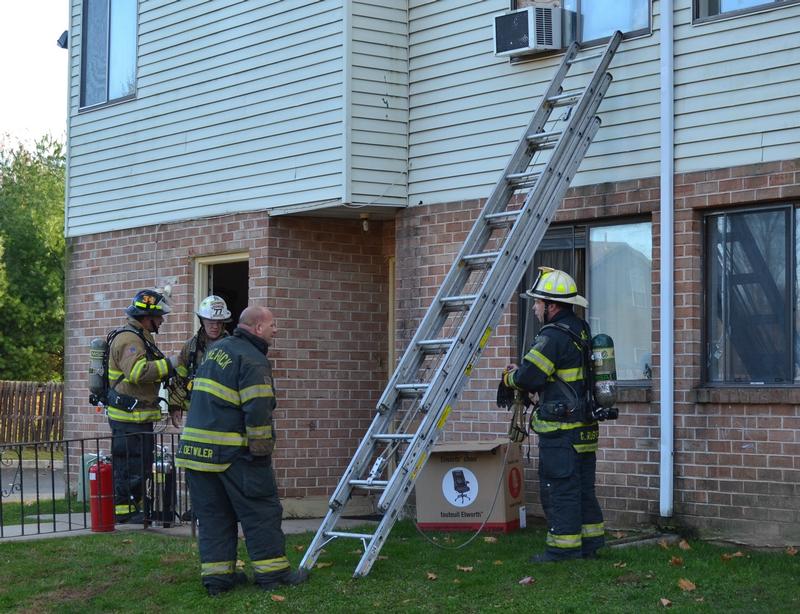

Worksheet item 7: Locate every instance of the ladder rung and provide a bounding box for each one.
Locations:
[526,129,562,142]
[485,211,520,228]
[372,433,414,443]
[417,338,453,352]
[349,479,389,489]
[568,51,603,64]
[325,530,375,540]
[547,90,583,107]
[440,294,477,311]
[462,251,500,269]
[506,171,541,180]
[395,382,429,397]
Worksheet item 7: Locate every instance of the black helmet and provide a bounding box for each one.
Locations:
[126,289,172,318]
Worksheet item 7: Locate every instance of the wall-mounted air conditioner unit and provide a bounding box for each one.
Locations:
[493,3,562,57]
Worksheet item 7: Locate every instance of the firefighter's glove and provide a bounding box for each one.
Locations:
[249,438,275,457]
[497,381,515,409]
[168,407,182,429]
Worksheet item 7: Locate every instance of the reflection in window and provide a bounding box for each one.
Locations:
[81,0,137,107]
[695,0,794,19]
[705,207,792,383]
[518,221,653,381]
[564,0,650,41]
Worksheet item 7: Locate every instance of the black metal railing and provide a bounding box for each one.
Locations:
[0,430,189,539]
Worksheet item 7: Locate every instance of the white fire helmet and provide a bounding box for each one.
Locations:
[196,295,232,321]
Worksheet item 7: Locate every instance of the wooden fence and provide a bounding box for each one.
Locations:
[0,381,63,444]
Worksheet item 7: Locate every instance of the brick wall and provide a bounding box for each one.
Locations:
[395,160,800,545]
[63,157,800,543]
[65,212,391,501]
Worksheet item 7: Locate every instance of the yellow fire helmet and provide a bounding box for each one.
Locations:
[523,266,588,308]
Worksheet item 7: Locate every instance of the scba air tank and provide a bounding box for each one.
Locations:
[88,337,107,405]
[591,334,617,409]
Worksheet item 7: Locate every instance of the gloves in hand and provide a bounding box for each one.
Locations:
[497,381,515,409]
[249,438,275,457]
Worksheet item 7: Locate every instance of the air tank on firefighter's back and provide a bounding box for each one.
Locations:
[591,333,617,409]
[88,337,107,405]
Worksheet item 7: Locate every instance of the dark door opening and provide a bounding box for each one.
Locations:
[208,261,249,334]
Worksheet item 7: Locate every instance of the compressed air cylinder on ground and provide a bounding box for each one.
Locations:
[89,458,115,532]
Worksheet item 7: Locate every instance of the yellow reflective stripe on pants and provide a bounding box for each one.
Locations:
[201,561,235,576]
[107,406,162,422]
[240,384,274,403]
[546,532,582,549]
[115,504,136,515]
[573,442,598,453]
[524,349,555,376]
[246,425,273,439]
[182,426,247,446]
[582,522,604,538]
[193,377,241,405]
[175,458,231,472]
[252,556,290,574]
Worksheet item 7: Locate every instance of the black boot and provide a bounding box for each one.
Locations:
[259,568,310,591]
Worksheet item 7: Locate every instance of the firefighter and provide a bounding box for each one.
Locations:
[175,306,309,596]
[167,295,232,426]
[500,267,604,562]
[108,289,174,523]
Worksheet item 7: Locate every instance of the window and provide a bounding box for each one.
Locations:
[519,221,653,381]
[80,0,137,108]
[515,0,651,43]
[694,0,800,20]
[705,206,798,384]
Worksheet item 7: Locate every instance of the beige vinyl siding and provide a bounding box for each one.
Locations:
[66,0,346,237]
[673,1,800,172]
[406,0,661,208]
[348,1,409,208]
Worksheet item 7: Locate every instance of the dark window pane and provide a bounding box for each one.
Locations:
[706,209,791,383]
[82,0,110,106]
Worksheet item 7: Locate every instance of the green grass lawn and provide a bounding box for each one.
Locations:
[0,498,89,526]
[0,521,797,613]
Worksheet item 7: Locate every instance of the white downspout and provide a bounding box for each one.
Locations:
[659,0,675,518]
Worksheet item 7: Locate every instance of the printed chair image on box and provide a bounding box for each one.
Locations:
[451,469,471,504]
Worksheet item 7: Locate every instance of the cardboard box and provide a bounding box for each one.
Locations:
[415,438,525,533]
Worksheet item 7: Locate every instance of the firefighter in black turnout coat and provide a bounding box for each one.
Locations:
[501,267,604,562]
[175,306,309,596]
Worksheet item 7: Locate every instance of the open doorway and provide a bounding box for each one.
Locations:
[195,253,249,333]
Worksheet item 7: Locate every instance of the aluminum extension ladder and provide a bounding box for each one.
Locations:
[300,31,622,578]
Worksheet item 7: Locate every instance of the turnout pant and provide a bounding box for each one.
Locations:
[187,456,289,591]
[109,419,154,519]
[538,430,604,560]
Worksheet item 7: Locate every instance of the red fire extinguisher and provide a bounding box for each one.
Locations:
[89,457,115,532]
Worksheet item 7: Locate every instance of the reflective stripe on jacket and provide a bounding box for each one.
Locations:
[107,318,168,423]
[175,327,275,472]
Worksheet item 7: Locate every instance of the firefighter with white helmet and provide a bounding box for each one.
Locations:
[167,295,232,425]
[500,267,605,562]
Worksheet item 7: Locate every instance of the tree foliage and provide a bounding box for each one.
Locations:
[0,137,65,381]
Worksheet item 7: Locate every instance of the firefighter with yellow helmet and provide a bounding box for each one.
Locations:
[108,289,175,523]
[500,267,605,562]
[167,295,232,426]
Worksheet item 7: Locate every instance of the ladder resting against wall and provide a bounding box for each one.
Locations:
[300,31,623,578]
